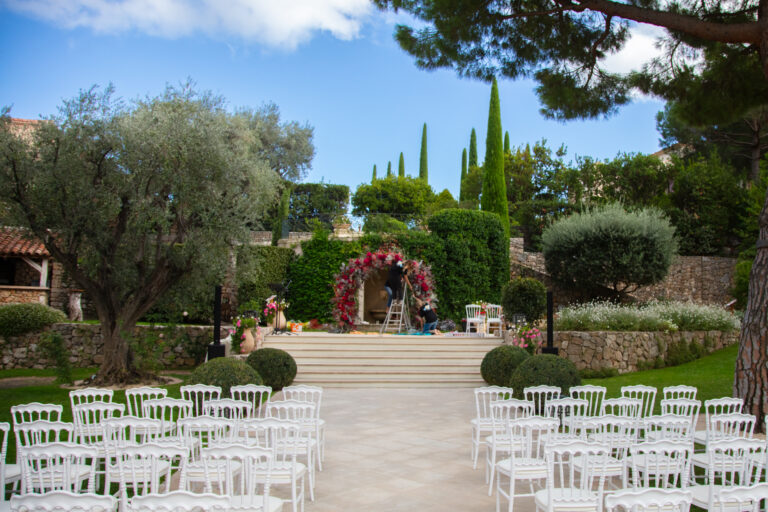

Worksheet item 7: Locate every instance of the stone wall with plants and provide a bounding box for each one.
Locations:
[553,330,738,373]
[0,323,219,371]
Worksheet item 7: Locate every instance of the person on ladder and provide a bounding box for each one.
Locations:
[384,259,409,313]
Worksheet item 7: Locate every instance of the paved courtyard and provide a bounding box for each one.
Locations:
[296,387,504,512]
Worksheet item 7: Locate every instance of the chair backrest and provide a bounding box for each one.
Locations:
[282,385,322,419]
[704,438,765,487]
[102,417,164,460]
[15,421,76,448]
[177,416,235,459]
[715,483,768,512]
[485,304,502,320]
[258,418,310,469]
[265,400,315,424]
[20,443,98,494]
[465,304,482,319]
[116,444,189,499]
[236,419,275,449]
[581,415,636,458]
[660,399,701,430]
[643,414,695,442]
[72,402,124,445]
[663,385,697,401]
[524,385,560,416]
[568,385,606,417]
[129,491,229,512]
[505,416,559,461]
[600,398,643,419]
[10,491,117,512]
[490,399,534,422]
[628,440,692,489]
[621,385,657,418]
[708,413,756,441]
[142,398,193,434]
[703,397,744,438]
[605,488,692,512]
[180,384,222,416]
[125,387,168,417]
[11,403,63,426]
[231,384,272,418]
[69,388,113,412]
[198,444,273,507]
[544,441,610,510]
[203,398,253,420]
[0,422,8,502]
[545,397,589,434]
[474,386,514,421]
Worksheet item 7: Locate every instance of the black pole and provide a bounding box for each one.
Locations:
[542,290,558,355]
[207,284,225,360]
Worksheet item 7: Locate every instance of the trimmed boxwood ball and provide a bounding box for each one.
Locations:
[481,345,530,386]
[246,348,297,390]
[501,278,547,323]
[187,357,263,396]
[508,354,581,396]
[0,303,67,338]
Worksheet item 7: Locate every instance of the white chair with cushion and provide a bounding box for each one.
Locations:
[203,399,253,420]
[568,385,606,418]
[714,483,768,512]
[663,385,698,401]
[575,416,636,489]
[620,385,657,419]
[265,401,316,500]
[465,304,483,333]
[115,444,189,511]
[626,440,692,491]
[605,488,692,512]
[534,441,610,512]
[524,385,560,416]
[545,398,589,441]
[142,398,193,437]
[472,386,513,470]
[486,304,503,336]
[129,491,229,512]
[125,387,168,418]
[10,491,117,512]
[19,443,97,494]
[180,384,221,417]
[102,417,165,493]
[282,385,325,469]
[694,397,744,446]
[177,416,237,490]
[231,384,272,418]
[486,399,534,494]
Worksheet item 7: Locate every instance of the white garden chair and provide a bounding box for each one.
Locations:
[19,443,97,494]
[101,417,165,492]
[495,416,559,512]
[265,400,316,499]
[568,385,606,417]
[125,387,168,417]
[691,413,757,478]
[115,444,189,511]
[486,304,504,336]
[576,416,636,489]
[0,422,14,509]
[545,398,589,440]
[177,416,237,490]
[605,488,692,512]
[231,384,272,418]
[10,403,63,425]
[643,414,695,443]
[660,398,701,435]
[142,398,193,437]
[524,385,560,416]
[198,444,283,512]
[203,398,253,420]
[663,385,698,401]
[10,491,117,512]
[714,483,768,512]
[472,386,514,469]
[627,440,692,490]
[694,397,744,446]
[600,398,643,419]
[465,304,483,333]
[180,384,221,417]
[621,385,657,419]
[69,388,113,426]
[129,491,229,512]
[534,441,610,512]
[282,385,325,469]
[486,399,535,494]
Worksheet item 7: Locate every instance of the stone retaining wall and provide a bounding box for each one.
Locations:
[0,286,49,305]
[0,323,222,370]
[554,330,738,373]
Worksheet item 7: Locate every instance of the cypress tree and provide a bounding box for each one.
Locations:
[419,123,428,183]
[481,78,510,237]
[387,161,393,178]
[460,148,467,202]
[398,152,405,177]
[504,131,510,153]
[468,128,478,168]
[372,164,377,182]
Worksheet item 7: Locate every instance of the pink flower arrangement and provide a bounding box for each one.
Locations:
[509,325,543,354]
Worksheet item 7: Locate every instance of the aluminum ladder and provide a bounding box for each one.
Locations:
[379,294,412,334]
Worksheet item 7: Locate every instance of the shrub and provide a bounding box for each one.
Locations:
[237,246,295,316]
[0,303,67,337]
[362,214,409,234]
[542,203,677,299]
[38,331,73,384]
[508,354,581,396]
[481,346,530,386]
[246,348,297,390]
[186,357,263,396]
[427,209,509,322]
[501,278,547,322]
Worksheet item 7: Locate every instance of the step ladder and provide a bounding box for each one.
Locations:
[380,294,412,334]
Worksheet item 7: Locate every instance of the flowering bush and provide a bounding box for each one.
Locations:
[331,249,437,329]
[263,295,288,325]
[508,324,542,355]
[230,315,257,354]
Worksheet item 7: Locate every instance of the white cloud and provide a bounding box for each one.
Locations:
[601,23,666,75]
[2,0,373,49]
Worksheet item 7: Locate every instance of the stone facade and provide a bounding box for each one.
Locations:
[0,323,222,370]
[509,238,737,305]
[554,330,738,373]
[0,287,48,305]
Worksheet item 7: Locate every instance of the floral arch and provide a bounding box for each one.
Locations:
[332,250,437,329]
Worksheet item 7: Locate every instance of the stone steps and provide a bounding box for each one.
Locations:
[262,332,503,388]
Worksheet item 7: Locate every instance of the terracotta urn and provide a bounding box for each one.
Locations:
[241,328,255,353]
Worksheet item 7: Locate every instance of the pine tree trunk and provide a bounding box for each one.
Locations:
[734,184,768,431]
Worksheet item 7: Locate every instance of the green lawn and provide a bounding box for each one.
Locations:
[584,343,738,413]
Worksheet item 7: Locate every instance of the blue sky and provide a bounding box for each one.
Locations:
[0,1,666,200]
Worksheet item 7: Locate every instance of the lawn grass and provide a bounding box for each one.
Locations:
[584,342,738,413]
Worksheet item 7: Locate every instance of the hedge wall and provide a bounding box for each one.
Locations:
[237,246,295,314]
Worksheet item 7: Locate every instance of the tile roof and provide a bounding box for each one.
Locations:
[0,228,49,257]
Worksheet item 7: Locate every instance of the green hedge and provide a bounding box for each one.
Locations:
[501,278,547,322]
[246,348,297,390]
[481,346,530,386]
[0,303,67,337]
[427,209,509,322]
[508,354,581,396]
[237,246,295,314]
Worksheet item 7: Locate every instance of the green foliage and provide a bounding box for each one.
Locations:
[372,164,377,182]
[428,189,459,215]
[468,128,478,168]
[427,209,509,321]
[579,367,619,379]
[511,199,576,251]
[664,338,709,367]
[501,278,547,322]
[481,79,510,238]
[460,148,467,202]
[362,214,410,234]
[286,231,361,322]
[387,161,393,178]
[504,131,510,153]
[187,357,263,397]
[481,345,530,386]
[0,303,67,337]
[351,176,435,224]
[732,256,753,310]
[508,354,581,396]
[37,331,73,384]
[542,204,677,298]
[129,327,167,374]
[460,165,483,209]
[246,348,297,390]
[237,246,295,315]
[287,183,350,231]
[419,123,428,183]
[272,186,291,246]
[398,152,406,177]
[555,301,740,332]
